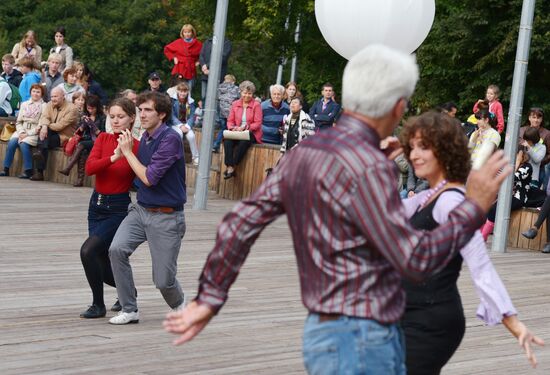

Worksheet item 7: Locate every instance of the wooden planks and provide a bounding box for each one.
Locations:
[0,178,549,374]
[507,208,547,251]
[218,143,281,200]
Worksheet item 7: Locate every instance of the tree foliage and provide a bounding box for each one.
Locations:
[1,0,548,118]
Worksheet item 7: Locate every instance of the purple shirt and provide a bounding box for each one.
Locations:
[136,123,186,209]
[403,189,517,325]
[196,113,486,323]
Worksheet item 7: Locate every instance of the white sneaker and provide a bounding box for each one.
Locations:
[109,310,139,325]
[192,157,199,166]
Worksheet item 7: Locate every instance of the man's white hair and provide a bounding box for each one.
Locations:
[342,44,419,119]
[269,84,285,95]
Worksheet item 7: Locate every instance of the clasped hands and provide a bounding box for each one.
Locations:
[111,129,133,162]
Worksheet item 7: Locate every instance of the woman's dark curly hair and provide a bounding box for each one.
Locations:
[400,111,471,183]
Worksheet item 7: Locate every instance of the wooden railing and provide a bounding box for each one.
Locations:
[0,123,281,201]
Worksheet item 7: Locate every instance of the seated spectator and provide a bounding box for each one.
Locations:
[44,53,64,102]
[481,146,546,240]
[469,108,500,168]
[59,94,105,186]
[0,84,46,178]
[261,84,289,144]
[17,57,42,102]
[169,82,199,165]
[223,80,262,179]
[1,54,23,87]
[519,108,550,187]
[164,24,202,94]
[105,89,143,139]
[309,82,341,130]
[194,99,204,127]
[284,81,309,113]
[31,86,79,181]
[146,71,166,94]
[439,101,458,118]
[280,97,314,155]
[73,61,108,106]
[520,127,546,187]
[522,176,550,253]
[11,30,42,68]
[49,26,74,72]
[0,76,14,117]
[56,67,85,102]
[213,74,240,153]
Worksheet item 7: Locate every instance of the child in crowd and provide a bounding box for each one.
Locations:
[473,84,505,133]
[469,108,500,169]
[17,57,41,102]
[213,74,240,153]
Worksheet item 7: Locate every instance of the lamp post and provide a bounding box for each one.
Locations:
[193,0,229,210]
[492,0,537,253]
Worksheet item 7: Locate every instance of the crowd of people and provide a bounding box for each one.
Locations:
[0,25,547,374]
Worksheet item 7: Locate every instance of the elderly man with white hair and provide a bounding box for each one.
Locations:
[164,45,512,373]
[31,86,79,180]
[261,84,290,144]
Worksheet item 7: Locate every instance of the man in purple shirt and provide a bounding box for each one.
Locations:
[109,92,187,325]
[164,45,512,372]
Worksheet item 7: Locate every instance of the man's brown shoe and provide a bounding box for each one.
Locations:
[30,171,44,181]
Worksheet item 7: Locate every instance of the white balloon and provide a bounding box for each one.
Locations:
[315,0,436,59]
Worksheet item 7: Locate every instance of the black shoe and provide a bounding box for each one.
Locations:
[212,147,219,154]
[542,243,550,254]
[30,171,44,181]
[223,170,236,180]
[80,304,107,319]
[0,167,9,176]
[18,174,31,179]
[522,228,538,239]
[111,299,122,312]
[0,172,8,177]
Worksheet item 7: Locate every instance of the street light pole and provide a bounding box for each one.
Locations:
[193,0,229,210]
[492,0,536,252]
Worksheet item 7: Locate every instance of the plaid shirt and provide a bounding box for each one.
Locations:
[196,112,485,323]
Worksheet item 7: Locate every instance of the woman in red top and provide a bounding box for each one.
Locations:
[164,24,202,93]
[79,98,140,319]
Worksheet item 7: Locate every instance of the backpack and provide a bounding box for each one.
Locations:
[7,83,21,112]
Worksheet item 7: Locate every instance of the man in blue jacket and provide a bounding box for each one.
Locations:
[261,84,289,144]
[309,82,341,131]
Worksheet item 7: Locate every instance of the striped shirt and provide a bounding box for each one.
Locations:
[196,112,485,323]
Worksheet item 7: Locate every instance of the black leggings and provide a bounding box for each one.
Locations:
[80,236,115,307]
[533,196,550,241]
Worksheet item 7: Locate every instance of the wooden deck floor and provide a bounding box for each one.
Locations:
[0,177,549,374]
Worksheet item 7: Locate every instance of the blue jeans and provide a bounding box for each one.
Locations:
[213,117,227,150]
[303,314,406,375]
[3,137,33,170]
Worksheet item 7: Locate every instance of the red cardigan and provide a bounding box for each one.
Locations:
[164,38,203,79]
[227,99,263,143]
[86,133,140,195]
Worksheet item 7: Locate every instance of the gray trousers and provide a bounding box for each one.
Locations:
[109,203,186,312]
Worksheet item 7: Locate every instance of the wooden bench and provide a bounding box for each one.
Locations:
[508,207,547,251]
[0,127,220,190]
[218,142,281,200]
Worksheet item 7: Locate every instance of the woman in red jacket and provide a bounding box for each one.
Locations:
[223,80,263,179]
[79,97,140,319]
[164,24,202,93]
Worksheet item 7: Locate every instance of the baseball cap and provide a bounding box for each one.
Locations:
[148,72,161,80]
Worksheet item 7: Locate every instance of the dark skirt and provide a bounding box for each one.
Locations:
[88,191,131,246]
[402,297,465,375]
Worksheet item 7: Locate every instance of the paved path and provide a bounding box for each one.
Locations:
[0,178,548,374]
